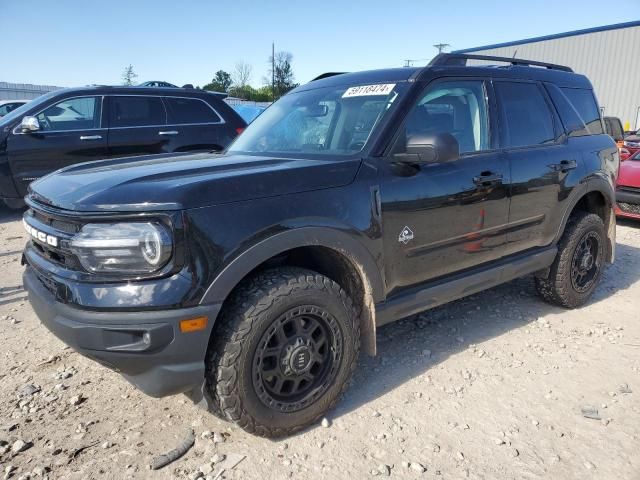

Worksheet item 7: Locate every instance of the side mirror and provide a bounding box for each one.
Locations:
[20,116,40,133]
[396,132,460,164]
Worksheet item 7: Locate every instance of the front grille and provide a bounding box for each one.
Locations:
[25,207,82,268]
[618,202,640,215]
[30,210,80,234]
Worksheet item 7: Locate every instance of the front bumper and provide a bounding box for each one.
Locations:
[615,187,640,219]
[24,266,221,398]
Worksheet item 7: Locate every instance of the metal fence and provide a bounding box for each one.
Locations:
[223,97,272,108]
[0,82,62,100]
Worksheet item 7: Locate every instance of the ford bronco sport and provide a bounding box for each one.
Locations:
[22,54,618,437]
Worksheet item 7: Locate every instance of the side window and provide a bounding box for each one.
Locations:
[398,80,489,154]
[109,96,165,128]
[560,88,604,135]
[545,83,588,137]
[164,97,222,124]
[36,97,101,131]
[604,117,624,141]
[495,82,556,148]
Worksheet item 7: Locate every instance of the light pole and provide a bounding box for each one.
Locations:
[434,43,450,54]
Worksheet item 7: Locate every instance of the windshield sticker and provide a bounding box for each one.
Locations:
[342,83,396,98]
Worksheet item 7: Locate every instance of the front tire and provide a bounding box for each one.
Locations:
[206,268,360,437]
[536,212,606,308]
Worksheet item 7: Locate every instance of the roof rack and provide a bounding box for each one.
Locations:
[311,72,348,81]
[427,53,573,72]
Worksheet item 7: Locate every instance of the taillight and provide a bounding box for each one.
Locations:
[235,127,245,135]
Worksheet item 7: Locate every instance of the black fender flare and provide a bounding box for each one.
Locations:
[553,177,616,261]
[200,227,385,306]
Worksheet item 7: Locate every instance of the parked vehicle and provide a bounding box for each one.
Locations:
[139,81,179,88]
[232,104,266,123]
[615,150,640,219]
[623,128,640,158]
[604,116,625,147]
[0,99,29,117]
[22,53,618,437]
[0,86,246,208]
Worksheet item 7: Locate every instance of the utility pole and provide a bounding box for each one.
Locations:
[272,42,275,101]
[433,43,450,54]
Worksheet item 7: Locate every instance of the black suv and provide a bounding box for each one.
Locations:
[22,54,618,437]
[0,86,246,208]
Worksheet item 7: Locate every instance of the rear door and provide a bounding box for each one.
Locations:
[495,80,578,254]
[7,95,107,195]
[106,95,172,158]
[163,96,229,152]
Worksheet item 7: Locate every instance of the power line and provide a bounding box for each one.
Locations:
[402,58,431,68]
[402,43,450,67]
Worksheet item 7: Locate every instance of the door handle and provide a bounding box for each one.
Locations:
[80,135,102,141]
[473,172,503,186]
[158,130,179,136]
[549,160,577,172]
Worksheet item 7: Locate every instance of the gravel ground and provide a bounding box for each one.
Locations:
[1,205,639,480]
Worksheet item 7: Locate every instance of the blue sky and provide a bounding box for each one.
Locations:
[2,1,637,88]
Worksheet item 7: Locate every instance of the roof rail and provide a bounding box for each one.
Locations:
[311,72,348,81]
[427,53,573,72]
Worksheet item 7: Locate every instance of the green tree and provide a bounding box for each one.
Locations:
[203,70,232,93]
[266,51,298,100]
[121,64,138,86]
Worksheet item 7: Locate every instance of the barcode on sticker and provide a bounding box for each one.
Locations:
[342,84,396,98]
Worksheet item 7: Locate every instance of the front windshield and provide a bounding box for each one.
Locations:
[0,90,59,129]
[229,82,407,156]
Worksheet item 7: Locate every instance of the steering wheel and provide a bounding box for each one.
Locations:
[348,141,365,151]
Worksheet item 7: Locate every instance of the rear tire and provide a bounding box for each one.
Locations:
[535,212,606,308]
[205,267,360,437]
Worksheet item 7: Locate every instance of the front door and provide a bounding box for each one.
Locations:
[7,95,106,195]
[378,79,511,295]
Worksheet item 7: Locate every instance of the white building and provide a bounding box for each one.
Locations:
[454,21,640,131]
[0,82,60,101]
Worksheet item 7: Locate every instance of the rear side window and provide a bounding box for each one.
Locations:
[110,96,166,128]
[164,97,222,124]
[495,82,556,148]
[560,88,603,135]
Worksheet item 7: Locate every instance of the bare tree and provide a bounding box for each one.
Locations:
[121,64,138,86]
[233,62,252,88]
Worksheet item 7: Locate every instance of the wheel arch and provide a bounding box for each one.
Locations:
[554,179,616,263]
[200,227,384,355]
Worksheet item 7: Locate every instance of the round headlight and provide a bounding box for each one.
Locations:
[70,222,173,274]
[142,229,162,265]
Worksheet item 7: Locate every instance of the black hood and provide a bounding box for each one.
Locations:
[28,152,361,212]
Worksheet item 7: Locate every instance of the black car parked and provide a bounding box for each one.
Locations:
[0,86,246,208]
[23,54,618,437]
